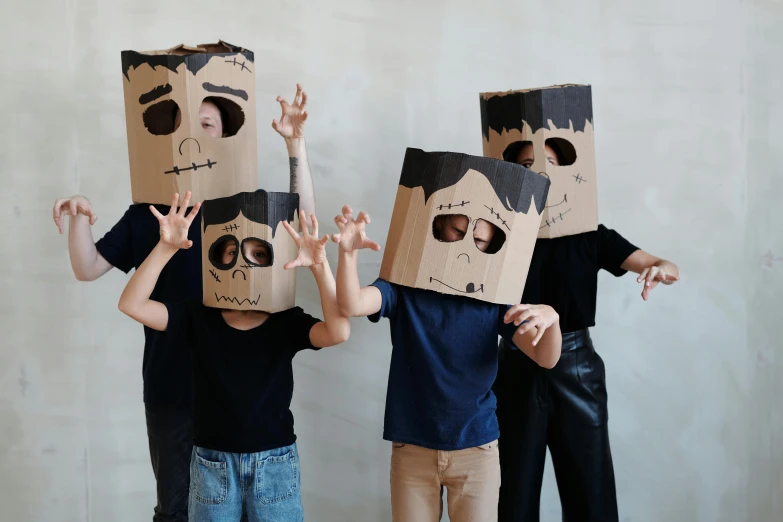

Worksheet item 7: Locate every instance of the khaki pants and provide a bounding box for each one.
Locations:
[390,440,500,522]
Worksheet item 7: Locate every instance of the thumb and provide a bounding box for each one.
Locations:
[331,233,341,244]
[284,258,301,270]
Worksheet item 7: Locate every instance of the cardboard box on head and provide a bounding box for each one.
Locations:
[480,84,597,239]
[122,41,258,205]
[201,190,300,313]
[379,148,550,305]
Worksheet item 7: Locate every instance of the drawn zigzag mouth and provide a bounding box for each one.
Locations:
[215,293,261,306]
[164,160,217,175]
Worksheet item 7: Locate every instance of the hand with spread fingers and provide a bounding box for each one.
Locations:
[283,210,329,269]
[149,192,201,250]
[272,83,308,139]
[505,304,560,346]
[331,205,382,253]
[637,261,679,301]
[53,195,97,234]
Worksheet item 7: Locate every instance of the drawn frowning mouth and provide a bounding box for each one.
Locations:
[545,193,567,208]
[430,277,484,294]
[164,160,217,175]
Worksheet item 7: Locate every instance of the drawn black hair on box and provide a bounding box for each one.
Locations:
[479,85,593,140]
[398,148,550,216]
[121,41,254,80]
[201,190,299,237]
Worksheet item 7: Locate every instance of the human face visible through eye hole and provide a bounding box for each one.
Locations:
[432,214,497,253]
[515,142,560,169]
[217,238,271,266]
[172,100,224,139]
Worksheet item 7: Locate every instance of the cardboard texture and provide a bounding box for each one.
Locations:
[201,191,300,313]
[379,148,550,305]
[479,84,598,239]
[122,41,258,205]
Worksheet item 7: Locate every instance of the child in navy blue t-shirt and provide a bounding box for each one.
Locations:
[331,150,562,522]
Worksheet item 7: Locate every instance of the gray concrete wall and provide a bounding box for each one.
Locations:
[1,0,780,520]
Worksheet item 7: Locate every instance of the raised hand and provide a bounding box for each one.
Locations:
[53,195,97,234]
[282,210,329,269]
[505,304,560,346]
[149,192,201,250]
[637,262,679,301]
[271,83,308,139]
[330,205,381,253]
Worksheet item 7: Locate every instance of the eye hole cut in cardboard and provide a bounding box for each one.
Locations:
[122,41,258,205]
[201,190,299,312]
[380,148,550,305]
[480,84,597,239]
[431,215,507,255]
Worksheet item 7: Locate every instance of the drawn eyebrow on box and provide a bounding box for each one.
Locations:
[202,82,248,101]
[139,84,172,104]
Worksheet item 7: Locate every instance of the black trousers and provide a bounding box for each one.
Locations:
[145,407,194,522]
[495,330,618,522]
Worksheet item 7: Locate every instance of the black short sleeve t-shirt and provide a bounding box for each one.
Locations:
[164,302,321,453]
[522,224,639,333]
[95,204,202,410]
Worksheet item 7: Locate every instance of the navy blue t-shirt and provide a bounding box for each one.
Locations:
[369,279,518,450]
[95,204,202,410]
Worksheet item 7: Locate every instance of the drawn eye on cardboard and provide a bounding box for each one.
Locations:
[121,41,258,205]
[200,190,299,312]
[480,84,597,239]
[379,149,550,305]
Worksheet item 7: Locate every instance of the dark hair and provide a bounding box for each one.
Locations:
[122,41,254,80]
[399,148,550,215]
[201,190,299,237]
[480,85,593,139]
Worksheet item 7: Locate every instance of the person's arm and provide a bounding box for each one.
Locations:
[118,192,201,332]
[281,211,350,347]
[621,249,680,301]
[53,195,113,281]
[272,84,315,219]
[504,304,562,369]
[330,205,383,318]
[118,242,176,331]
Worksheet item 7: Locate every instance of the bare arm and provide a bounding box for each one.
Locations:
[118,193,201,332]
[506,304,562,369]
[280,212,349,347]
[336,249,382,318]
[308,259,351,347]
[286,139,315,219]
[330,205,383,318]
[272,84,316,219]
[118,241,174,331]
[621,249,680,301]
[53,196,113,281]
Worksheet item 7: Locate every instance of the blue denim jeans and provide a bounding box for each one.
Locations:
[188,443,303,522]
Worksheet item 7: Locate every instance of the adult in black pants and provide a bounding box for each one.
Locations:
[496,141,680,522]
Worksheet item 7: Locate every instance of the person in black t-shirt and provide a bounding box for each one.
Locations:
[118,191,349,522]
[52,85,317,522]
[495,141,680,522]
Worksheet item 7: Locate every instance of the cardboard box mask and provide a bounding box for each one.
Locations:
[201,191,299,313]
[480,84,597,239]
[122,41,258,205]
[379,149,550,305]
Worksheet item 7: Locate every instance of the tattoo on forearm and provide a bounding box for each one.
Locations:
[289,157,299,193]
